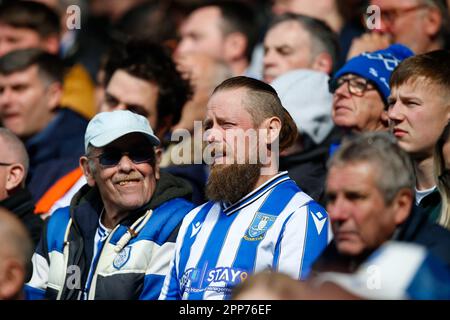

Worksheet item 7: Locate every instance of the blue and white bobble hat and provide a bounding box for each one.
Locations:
[333,44,414,103]
[314,241,450,300]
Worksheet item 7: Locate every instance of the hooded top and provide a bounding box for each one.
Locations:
[272,69,334,145]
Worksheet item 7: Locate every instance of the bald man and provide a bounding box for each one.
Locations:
[0,207,33,300]
[0,128,42,246]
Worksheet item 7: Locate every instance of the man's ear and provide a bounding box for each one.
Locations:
[392,188,413,225]
[224,32,247,62]
[424,7,442,38]
[260,116,282,146]
[0,259,25,300]
[42,35,60,55]
[311,52,333,75]
[5,164,25,192]
[80,156,96,187]
[154,148,162,181]
[46,82,63,112]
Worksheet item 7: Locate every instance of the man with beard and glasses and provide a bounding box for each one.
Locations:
[25,110,194,300]
[159,76,331,300]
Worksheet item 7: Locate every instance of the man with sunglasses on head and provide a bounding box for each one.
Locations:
[328,44,414,153]
[25,110,194,300]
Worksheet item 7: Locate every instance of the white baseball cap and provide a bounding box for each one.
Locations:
[84,110,160,152]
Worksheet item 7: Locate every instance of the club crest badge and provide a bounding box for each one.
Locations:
[113,246,131,270]
[244,212,277,241]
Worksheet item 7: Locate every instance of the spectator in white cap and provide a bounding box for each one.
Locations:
[26,110,195,300]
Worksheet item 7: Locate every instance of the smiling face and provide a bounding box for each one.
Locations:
[326,162,401,256]
[82,133,159,215]
[388,79,450,159]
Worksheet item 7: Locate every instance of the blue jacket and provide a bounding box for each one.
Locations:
[25,108,88,203]
[26,172,194,300]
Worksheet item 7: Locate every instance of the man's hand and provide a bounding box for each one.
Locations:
[347,32,392,60]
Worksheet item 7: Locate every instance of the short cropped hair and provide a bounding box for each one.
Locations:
[390,50,450,100]
[268,13,340,73]
[0,48,64,85]
[0,1,60,38]
[213,76,298,152]
[328,132,415,204]
[0,128,29,178]
[196,1,258,63]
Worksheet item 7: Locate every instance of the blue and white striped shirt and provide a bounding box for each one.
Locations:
[159,172,331,300]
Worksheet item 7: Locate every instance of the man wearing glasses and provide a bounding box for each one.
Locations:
[348,0,449,58]
[26,110,194,300]
[329,44,413,137]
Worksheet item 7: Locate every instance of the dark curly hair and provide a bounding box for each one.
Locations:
[103,39,192,128]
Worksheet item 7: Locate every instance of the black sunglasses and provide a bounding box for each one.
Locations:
[89,149,155,167]
[0,162,13,166]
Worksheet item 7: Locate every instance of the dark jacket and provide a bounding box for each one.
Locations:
[312,208,450,275]
[280,127,344,205]
[0,188,43,247]
[25,108,88,203]
[412,189,442,224]
[26,172,194,300]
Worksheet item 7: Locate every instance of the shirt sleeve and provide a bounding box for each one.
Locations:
[25,220,50,300]
[274,201,330,280]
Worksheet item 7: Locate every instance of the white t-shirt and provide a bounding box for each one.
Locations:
[415,186,437,205]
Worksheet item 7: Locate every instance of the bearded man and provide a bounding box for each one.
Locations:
[159,76,331,300]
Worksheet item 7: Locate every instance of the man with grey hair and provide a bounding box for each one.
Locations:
[26,110,194,300]
[263,12,339,83]
[0,207,33,300]
[312,132,450,274]
[0,128,42,247]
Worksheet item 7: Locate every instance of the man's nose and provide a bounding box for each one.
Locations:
[117,154,134,172]
[205,127,222,144]
[387,101,404,122]
[0,87,13,105]
[334,81,351,97]
[327,197,350,223]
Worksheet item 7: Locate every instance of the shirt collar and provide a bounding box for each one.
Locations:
[222,171,290,216]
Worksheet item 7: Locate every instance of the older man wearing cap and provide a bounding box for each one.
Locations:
[25,110,194,300]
